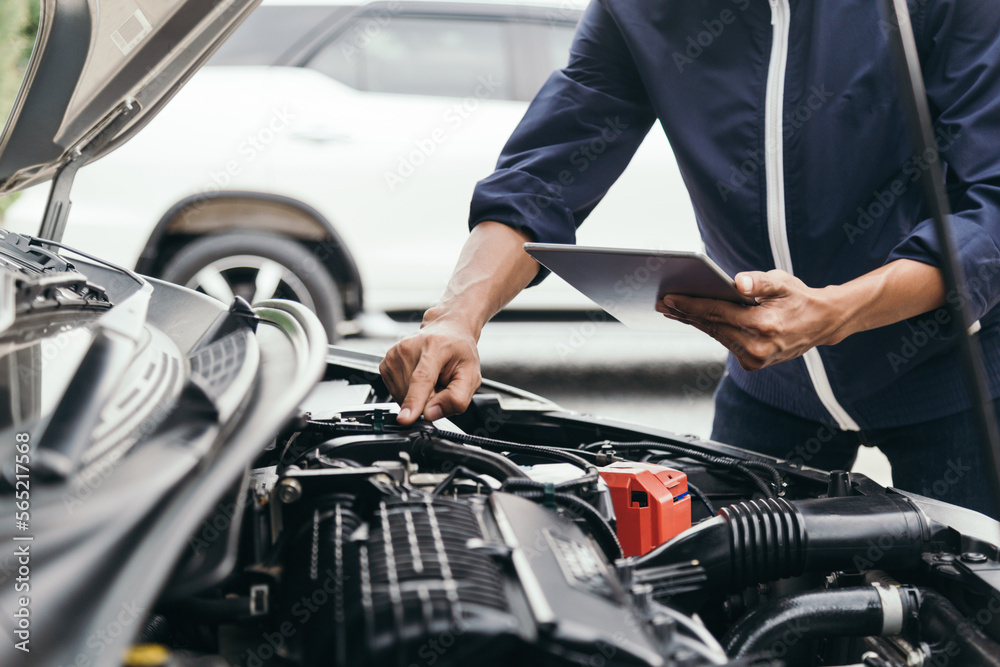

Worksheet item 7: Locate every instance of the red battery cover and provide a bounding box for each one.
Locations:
[598,461,692,557]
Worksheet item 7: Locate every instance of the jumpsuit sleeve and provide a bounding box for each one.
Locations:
[885,0,1000,320]
[468,0,657,285]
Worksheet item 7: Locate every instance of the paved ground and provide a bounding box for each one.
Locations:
[341,315,893,486]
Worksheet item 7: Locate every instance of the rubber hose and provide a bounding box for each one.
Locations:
[724,585,1000,665]
[723,587,887,658]
[435,428,595,474]
[634,494,950,595]
[916,588,1000,666]
[413,437,529,481]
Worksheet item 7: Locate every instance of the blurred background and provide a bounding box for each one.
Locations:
[0,0,890,483]
[0,0,38,217]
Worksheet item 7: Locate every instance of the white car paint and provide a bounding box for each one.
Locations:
[4,60,703,314]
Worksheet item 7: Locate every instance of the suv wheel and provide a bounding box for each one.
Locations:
[160,232,342,341]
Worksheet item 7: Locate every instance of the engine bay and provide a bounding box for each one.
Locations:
[148,351,1000,667]
[1,233,998,667]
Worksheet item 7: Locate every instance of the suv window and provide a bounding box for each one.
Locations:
[517,20,577,99]
[210,6,345,66]
[307,16,515,99]
[546,22,576,70]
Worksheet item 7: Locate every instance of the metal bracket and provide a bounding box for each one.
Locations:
[249,584,269,616]
[38,99,141,243]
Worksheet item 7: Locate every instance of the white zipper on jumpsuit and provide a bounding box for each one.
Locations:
[764,0,861,431]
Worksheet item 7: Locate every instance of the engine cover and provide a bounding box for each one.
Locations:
[282,489,672,666]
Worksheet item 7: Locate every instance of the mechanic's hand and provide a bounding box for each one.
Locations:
[657,270,847,371]
[379,319,483,425]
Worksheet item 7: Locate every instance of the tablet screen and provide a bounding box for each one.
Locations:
[523,243,754,330]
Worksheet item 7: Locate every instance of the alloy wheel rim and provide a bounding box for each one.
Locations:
[185,254,317,310]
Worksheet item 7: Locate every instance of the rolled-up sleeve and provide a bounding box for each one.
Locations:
[885,0,1000,321]
[469,0,657,284]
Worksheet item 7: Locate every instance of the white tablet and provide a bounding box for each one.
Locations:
[523,243,756,330]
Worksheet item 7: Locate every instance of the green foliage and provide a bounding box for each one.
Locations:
[0,0,39,121]
[0,0,40,216]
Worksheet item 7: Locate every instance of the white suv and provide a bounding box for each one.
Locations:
[1,0,701,339]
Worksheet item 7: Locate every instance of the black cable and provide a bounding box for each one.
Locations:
[733,462,776,499]
[428,427,604,500]
[736,459,785,495]
[430,465,494,496]
[304,420,409,435]
[588,440,780,498]
[432,427,595,473]
[503,477,575,492]
[542,474,601,495]
[687,482,716,517]
[411,435,529,481]
[501,478,623,561]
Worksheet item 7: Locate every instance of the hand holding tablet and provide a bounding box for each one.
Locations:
[523,243,756,330]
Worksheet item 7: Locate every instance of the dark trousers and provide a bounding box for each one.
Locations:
[711,375,999,519]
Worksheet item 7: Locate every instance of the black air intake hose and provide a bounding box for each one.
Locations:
[722,585,921,658]
[633,494,954,594]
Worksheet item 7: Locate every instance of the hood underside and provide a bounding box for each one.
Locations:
[0,0,261,196]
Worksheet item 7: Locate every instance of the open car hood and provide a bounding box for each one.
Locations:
[0,0,261,196]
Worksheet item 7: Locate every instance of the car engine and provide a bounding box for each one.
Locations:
[1,234,998,667]
[146,357,1000,667]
